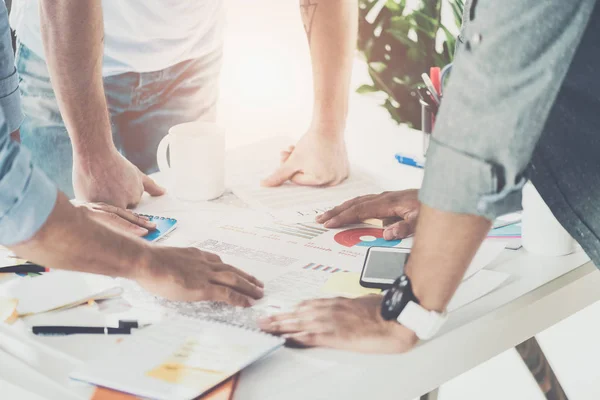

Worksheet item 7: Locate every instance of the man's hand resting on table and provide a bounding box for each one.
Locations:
[136,247,264,307]
[259,295,417,353]
[10,193,264,307]
[261,130,349,187]
[316,190,421,240]
[73,149,165,209]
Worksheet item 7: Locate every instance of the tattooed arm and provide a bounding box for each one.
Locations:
[262,0,358,187]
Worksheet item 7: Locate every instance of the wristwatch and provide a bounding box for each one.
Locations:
[381,275,448,340]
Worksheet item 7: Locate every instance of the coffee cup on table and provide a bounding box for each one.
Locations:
[157,121,225,201]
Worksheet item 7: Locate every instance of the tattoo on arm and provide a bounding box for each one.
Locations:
[300,0,318,45]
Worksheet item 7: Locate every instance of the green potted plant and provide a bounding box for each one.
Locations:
[357,0,464,127]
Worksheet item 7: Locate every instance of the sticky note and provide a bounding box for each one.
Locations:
[320,272,381,298]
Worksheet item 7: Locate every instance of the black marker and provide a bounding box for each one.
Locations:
[0,264,49,274]
[32,326,132,336]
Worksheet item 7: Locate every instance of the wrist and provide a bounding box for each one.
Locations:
[405,265,449,313]
[311,106,348,137]
[73,144,119,172]
[130,243,158,282]
[72,127,117,165]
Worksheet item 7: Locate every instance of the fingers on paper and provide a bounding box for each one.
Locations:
[258,303,339,348]
[323,197,392,228]
[88,205,150,236]
[383,219,417,240]
[261,163,299,187]
[210,268,264,300]
[315,194,376,225]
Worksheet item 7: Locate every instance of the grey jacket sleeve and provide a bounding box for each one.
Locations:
[0,1,22,133]
[419,0,597,220]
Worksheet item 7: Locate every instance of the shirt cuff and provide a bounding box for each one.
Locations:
[0,68,24,134]
[0,164,58,246]
[419,138,525,220]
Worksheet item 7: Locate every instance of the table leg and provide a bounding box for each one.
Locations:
[420,388,439,400]
[515,337,568,400]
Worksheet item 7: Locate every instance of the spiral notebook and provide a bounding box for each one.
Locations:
[71,316,284,400]
[140,214,178,242]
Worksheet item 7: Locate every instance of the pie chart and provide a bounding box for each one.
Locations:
[333,228,401,248]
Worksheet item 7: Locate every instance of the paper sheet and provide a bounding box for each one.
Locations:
[448,269,510,312]
[0,271,122,316]
[231,171,382,220]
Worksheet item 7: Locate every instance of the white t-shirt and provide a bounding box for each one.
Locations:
[11,0,224,77]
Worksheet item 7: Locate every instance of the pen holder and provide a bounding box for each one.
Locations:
[421,103,434,156]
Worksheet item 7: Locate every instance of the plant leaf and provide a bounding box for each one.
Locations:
[356,84,380,94]
[368,61,387,73]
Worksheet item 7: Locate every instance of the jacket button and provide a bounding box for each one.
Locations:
[471,33,482,45]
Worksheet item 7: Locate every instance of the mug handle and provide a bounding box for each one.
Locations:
[157,134,171,173]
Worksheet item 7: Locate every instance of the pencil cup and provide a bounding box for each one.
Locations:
[521,182,576,256]
[157,121,225,201]
[421,103,433,156]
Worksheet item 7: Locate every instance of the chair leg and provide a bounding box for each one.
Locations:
[515,337,569,400]
[420,387,439,400]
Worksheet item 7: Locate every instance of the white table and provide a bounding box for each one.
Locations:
[1,124,598,400]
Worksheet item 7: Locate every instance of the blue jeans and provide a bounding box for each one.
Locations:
[16,43,221,198]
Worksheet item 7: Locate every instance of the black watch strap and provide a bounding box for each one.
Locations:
[381,275,418,321]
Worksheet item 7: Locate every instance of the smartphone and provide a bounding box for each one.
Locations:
[360,247,411,289]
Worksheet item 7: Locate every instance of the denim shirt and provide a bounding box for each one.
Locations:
[418,0,597,220]
[0,2,57,246]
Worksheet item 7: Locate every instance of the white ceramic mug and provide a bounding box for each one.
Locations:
[157,121,225,201]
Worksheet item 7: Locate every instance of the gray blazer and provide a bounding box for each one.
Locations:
[420,0,600,264]
[419,0,595,217]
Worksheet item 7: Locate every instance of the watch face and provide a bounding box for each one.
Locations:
[381,275,411,320]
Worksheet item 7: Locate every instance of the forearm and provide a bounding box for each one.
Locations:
[300,0,357,133]
[39,0,114,160]
[405,205,491,311]
[9,193,150,279]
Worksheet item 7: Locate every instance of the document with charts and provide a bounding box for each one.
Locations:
[188,211,505,278]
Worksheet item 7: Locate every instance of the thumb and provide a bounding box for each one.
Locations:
[142,174,167,196]
[261,163,299,187]
[383,220,416,240]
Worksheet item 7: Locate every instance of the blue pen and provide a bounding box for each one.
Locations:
[395,154,425,169]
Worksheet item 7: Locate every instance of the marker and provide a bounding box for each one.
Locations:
[430,67,441,96]
[0,264,49,274]
[32,326,132,336]
[395,154,425,169]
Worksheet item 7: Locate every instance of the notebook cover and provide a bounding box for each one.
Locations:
[141,215,178,242]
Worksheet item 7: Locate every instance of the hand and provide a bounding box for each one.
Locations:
[259,295,418,353]
[316,190,421,240]
[75,201,157,237]
[261,130,349,187]
[136,247,265,307]
[73,150,165,209]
